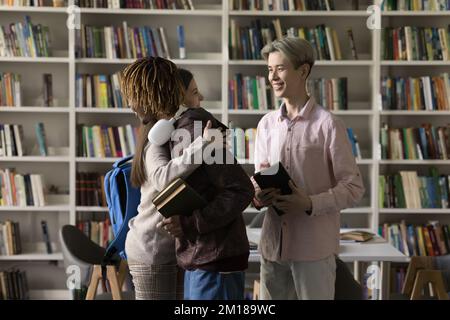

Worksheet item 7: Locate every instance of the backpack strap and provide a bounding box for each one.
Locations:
[113,155,134,168]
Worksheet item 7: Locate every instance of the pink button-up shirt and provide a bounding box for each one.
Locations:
[254,97,365,262]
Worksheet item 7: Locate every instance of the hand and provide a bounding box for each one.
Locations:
[272,181,312,215]
[157,216,184,238]
[203,120,229,149]
[255,188,281,207]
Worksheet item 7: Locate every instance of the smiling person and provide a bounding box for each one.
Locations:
[252,37,365,300]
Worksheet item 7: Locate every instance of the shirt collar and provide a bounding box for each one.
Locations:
[278,96,315,122]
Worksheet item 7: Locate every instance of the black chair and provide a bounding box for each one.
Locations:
[334,257,363,300]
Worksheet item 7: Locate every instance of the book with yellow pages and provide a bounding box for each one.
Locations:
[152,177,207,218]
[340,230,374,242]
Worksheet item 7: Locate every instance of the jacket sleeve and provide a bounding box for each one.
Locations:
[146,136,207,192]
[180,153,255,236]
[309,117,365,216]
[175,118,255,236]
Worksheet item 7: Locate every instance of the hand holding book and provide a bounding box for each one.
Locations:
[157,216,183,239]
[273,181,313,216]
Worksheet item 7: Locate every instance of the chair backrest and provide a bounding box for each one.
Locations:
[104,155,141,261]
[59,225,107,290]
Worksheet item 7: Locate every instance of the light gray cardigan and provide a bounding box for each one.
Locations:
[125,136,205,265]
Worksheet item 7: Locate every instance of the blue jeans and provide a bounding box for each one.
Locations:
[184,269,245,300]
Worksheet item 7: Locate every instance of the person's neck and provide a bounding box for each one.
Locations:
[283,92,309,120]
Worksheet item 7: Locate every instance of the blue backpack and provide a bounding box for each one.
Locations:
[103,155,141,261]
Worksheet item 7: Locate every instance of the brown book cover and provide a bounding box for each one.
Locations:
[427,225,441,256]
[153,177,207,218]
[340,230,374,242]
[422,226,434,256]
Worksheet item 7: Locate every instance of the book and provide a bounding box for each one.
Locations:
[347,28,358,60]
[177,25,186,59]
[252,162,293,216]
[43,73,53,107]
[35,122,48,156]
[41,220,52,254]
[340,230,374,242]
[153,176,207,219]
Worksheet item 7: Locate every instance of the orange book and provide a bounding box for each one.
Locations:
[422,226,434,256]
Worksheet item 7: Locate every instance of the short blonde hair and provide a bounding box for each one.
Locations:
[261,37,315,75]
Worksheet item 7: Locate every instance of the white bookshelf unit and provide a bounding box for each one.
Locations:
[1,0,449,299]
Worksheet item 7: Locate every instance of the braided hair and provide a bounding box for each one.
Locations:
[120,56,185,187]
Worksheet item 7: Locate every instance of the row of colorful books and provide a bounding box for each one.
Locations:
[0,0,60,6]
[228,125,257,161]
[380,123,450,160]
[382,26,450,61]
[0,73,22,107]
[0,269,29,300]
[228,74,279,111]
[0,169,46,207]
[229,19,349,60]
[0,122,49,157]
[74,0,194,9]
[307,77,348,110]
[381,0,450,11]
[381,74,450,111]
[76,219,114,248]
[76,172,107,207]
[229,0,337,11]
[75,73,126,109]
[379,220,450,257]
[75,23,171,60]
[0,16,52,58]
[228,126,362,161]
[379,168,450,209]
[0,220,22,256]
[77,124,138,158]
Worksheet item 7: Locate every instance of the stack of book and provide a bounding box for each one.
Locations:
[75,23,171,59]
[77,124,139,158]
[0,220,22,255]
[228,74,278,110]
[380,0,450,11]
[230,19,343,60]
[380,123,450,160]
[0,269,29,300]
[230,0,337,11]
[382,26,450,61]
[74,0,195,9]
[0,73,22,107]
[76,219,113,248]
[307,77,348,110]
[229,125,257,162]
[76,172,107,207]
[0,124,25,157]
[0,169,46,207]
[379,220,450,257]
[0,16,52,57]
[379,167,450,209]
[381,73,450,111]
[75,73,126,109]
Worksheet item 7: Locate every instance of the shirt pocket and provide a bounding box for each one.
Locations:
[294,143,324,171]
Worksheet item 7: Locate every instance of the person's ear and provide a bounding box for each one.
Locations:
[300,64,310,80]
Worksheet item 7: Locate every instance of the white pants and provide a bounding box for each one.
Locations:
[260,254,336,300]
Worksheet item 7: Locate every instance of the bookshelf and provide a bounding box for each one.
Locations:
[1,0,449,299]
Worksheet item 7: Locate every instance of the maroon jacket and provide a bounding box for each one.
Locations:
[170,108,253,272]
